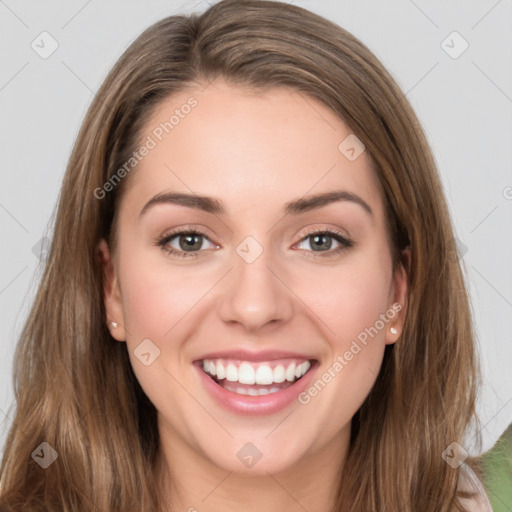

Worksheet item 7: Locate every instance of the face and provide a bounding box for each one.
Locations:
[99,79,408,477]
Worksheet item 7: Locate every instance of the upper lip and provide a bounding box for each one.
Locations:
[194,349,316,363]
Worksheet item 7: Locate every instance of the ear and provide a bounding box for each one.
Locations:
[385,246,410,345]
[97,238,126,342]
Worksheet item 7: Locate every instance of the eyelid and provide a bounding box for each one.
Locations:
[296,225,351,242]
[293,226,353,257]
[155,224,215,244]
[153,225,218,258]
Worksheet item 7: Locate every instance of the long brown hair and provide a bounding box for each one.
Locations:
[0,1,482,510]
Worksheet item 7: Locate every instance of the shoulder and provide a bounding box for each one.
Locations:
[456,462,493,512]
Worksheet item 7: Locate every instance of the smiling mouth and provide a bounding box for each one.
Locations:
[197,358,315,396]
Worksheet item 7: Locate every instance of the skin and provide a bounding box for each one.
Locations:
[98,78,409,512]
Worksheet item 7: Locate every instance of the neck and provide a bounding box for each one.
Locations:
[155,418,350,512]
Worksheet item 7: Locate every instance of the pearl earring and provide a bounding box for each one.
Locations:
[111,321,118,329]
[390,327,398,335]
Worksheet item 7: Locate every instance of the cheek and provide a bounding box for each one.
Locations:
[293,254,393,432]
[118,244,214,342]
[116,248,208,420]
[298,253,393,350]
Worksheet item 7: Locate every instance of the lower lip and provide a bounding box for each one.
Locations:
[194,362,317,416]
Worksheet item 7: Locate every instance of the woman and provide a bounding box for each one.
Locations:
[0,0,492,510]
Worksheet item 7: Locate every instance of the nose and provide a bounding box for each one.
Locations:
[217,247,294,332]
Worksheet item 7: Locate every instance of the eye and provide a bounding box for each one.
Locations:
[155,227,353,259]
[295,228,353,258]
[156,228,217,258]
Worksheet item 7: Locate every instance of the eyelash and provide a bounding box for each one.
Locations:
[155,226,353,259]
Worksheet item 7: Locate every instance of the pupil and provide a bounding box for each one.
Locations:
[180,234,201,251]
[312,234,331,251]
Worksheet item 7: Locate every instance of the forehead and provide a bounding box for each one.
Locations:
[121,79,384,222]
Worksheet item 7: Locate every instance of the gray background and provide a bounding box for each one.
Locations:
[1,0,511,456]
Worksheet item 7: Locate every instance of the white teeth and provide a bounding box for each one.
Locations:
[285,363,296,382]
[225,363,238,382]
[238,362,255,385]
[201,358,312,385]
[216,361,225,380]
[273,365,286,383]
[221,384,284,396]
[255,365,274,385]
[299,361,310,377]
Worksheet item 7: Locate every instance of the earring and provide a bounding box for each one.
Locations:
[111,321,118,329]
[390,327,398,335]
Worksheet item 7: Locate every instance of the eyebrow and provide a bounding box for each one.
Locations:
[139,190,373,217]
